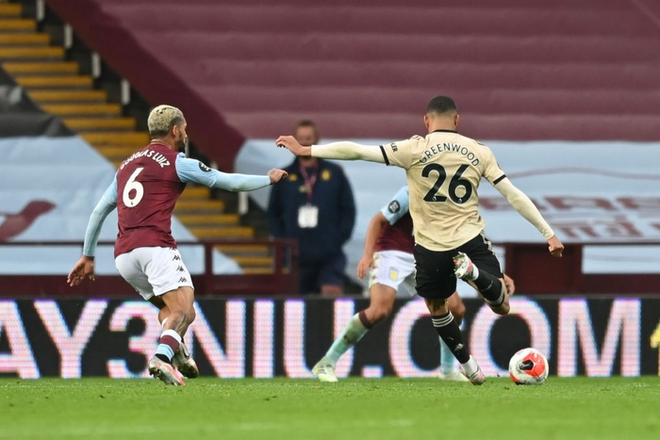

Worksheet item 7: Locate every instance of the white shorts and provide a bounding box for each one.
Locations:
[115,246,194,301]
[369,250,416,297]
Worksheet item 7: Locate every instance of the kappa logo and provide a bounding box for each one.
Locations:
[176,265,185,272]
[172,255,181,261]
[390,142,398,152]
[178,277,188,283]
[388,200,400,214]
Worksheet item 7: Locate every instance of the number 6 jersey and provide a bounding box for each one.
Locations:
[379,129,506,252]
[114,142,185,257]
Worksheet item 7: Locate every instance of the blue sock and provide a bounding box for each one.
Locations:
[439,337,456,375]
[324,313,370,365]
[155,329,181,363]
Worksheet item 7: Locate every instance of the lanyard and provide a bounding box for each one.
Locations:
[299,163,318,202]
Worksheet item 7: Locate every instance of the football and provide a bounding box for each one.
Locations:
[508,348,549,385]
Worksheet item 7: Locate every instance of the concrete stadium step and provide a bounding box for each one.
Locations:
[215,243,270,255]
[241,267,275,275]
[41,103,122,117]
[0,3,20,17]
[0,19,34,32]
[2,61,78,75]
[15,75,92,88]
[230,256,273,267]
[174,199,225,213]
[82,131,150,146]
[0,33,49,46]
[188,226,254,238]
[176,214,239,225]
[29,89,107,103]
[64,117,136,131]
[0,46,64,61]
[94,145,138,158]
[180,186,212,199]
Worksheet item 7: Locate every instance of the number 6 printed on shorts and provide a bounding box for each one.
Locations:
[123,167,145,207]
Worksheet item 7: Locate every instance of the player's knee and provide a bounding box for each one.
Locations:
[370,304,393,323]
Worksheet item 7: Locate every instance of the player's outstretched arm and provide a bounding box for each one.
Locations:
[493,178,564,257]
[176,156,287,191]
[276,136,386,163]
[68,178,118,286]
[211,169,288,191]
[357,212,389,280]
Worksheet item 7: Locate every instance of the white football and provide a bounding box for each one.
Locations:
[508,348,549,385]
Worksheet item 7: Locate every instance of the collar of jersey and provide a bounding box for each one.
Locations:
[432,129,458,134]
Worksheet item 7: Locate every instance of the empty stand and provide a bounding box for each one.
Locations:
[48,0,660,141]
[0,1,273,273]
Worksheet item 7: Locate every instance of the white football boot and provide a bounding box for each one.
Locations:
[148,356,185,386]
[461,356,486,386]
[453,252,476,280]
[312,358,338,383]
[172,341,199,379]
[438,369,470,382]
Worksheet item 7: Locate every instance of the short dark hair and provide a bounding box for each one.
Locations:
[294,119,319,136]
[426,96,458,115]
[294,119,319,139]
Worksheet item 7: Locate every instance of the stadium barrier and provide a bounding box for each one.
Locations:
[1,296,658,379]
[0,240,298,296]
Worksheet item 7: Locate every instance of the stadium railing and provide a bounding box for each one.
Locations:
[503,242,660,294]
[1,241,658,296]
[0,239,298,297]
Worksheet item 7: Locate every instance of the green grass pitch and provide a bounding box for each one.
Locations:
[1,377,658,440]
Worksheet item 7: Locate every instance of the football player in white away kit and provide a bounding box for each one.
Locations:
[278,95,564,385]
[312,186,515,382]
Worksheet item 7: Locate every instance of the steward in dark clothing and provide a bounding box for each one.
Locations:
[267,157,356,294]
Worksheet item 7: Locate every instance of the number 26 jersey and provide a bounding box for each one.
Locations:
[379,129,506,252]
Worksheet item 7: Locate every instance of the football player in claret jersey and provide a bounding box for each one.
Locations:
[277,96,564,385]
[311,186,516,382]
[68,105,288,386]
